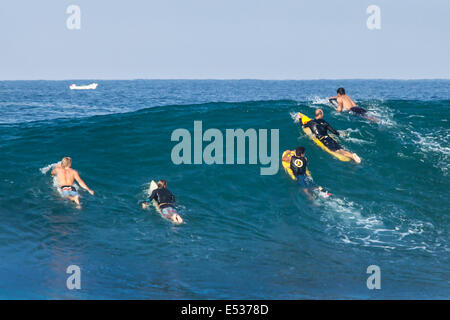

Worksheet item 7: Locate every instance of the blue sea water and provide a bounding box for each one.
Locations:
[0,80,448,299]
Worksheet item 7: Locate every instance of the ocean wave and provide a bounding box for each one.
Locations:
[1,81,449,298]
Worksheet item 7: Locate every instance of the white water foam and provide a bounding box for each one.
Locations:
[315,195,445,253]
[310,96,330,105]
[365,103,397,127]
[289,111,300,123]
[409,129,450,175]
[39,162,60,174]
[345,137,374,145]
[318,196,382,228]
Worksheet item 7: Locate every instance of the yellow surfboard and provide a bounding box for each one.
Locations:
[296,113,351,162]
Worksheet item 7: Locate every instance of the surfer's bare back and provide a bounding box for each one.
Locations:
[51,157,94,209]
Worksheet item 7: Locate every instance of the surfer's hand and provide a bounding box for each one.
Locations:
[141,202,147,209]
[88,189,94,195]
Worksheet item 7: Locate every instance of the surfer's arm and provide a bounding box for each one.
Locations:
[142,191,156,209]
[326,122,340,136]
[74,171,94,195]
[146,190,157,203]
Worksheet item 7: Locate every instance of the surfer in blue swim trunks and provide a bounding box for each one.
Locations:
[287,146,314,199]
[329,88,378,122]
[282,147,331,199]
[304,109,361,163]
[142,180,183,223]
[51,157,94,209]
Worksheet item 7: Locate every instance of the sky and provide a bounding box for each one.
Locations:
[0,0,449,80]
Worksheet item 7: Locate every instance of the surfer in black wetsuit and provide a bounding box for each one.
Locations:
[303,109,361,163]
[329,88,378,122]
[142,180,183,223]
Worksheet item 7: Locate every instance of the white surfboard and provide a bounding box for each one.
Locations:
[328,98,339,110]
[148,180,161,213]
[147,180,183,224]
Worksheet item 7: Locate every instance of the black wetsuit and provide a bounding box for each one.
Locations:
[290,154,314,189]
[146,187,175,209]
[290,155,308,177]
[304,119,342,152]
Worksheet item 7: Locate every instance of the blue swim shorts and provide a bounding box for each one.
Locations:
[161,207,177,216]
[60,186,78,197]
[297,175,314,189]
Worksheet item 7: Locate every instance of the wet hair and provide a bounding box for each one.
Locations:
[296,146,305,156]
[337,87,346,95]
[61,157,72,168]
[157,180,167,188]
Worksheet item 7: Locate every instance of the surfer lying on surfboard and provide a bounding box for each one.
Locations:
[141,180,183,224]
[282,146,330,200]
[328,87,378,123]
[300,109,361,164]
[51,157,94,209]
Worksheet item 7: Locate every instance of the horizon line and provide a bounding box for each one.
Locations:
[0,77,449,81]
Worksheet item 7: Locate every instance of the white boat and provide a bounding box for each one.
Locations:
[69,83,98,90]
